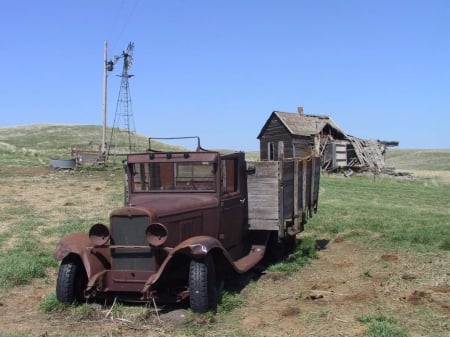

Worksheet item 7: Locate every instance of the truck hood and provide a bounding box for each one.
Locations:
[128,193,219,217]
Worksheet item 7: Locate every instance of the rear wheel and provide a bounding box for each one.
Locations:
[265,231,297,262]
[189,255,219,313]
[284,233,297,255]
[56,256,88,304]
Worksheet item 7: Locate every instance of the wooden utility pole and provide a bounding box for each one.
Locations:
[101,41,108,154]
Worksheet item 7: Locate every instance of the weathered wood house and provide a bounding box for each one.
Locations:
[257,107,398,172]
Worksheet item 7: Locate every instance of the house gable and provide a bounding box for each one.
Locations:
[258,112,294,160]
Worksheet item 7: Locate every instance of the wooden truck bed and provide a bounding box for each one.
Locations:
[247,156,320,235]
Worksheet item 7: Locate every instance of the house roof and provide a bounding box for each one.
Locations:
[257,111,346,139]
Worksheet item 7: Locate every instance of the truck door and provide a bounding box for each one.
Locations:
[219,153,247,249]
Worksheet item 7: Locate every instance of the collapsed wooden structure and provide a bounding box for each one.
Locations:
[257,107,398,173]
[71,147,106,167]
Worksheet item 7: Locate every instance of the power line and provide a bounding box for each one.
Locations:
[108,0,141,54]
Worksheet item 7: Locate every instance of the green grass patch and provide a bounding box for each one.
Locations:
[39,293,70,313]
[0,237,56,287]
[357,312,408,337]
[43,217,95,237]
[267,236,318,275]
[218,291,243,314]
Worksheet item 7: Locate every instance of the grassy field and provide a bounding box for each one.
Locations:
[0,125,449,337]
[386,148,450,171]
[308,174,450,251]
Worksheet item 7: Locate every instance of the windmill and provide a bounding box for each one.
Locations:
[107,42,137,157]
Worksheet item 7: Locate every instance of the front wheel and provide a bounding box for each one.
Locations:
[189,255,219,313]
[56,256,88,304]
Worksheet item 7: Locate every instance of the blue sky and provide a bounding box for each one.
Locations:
[1,0,449,150]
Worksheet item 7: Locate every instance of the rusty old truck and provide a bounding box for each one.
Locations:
[54,137,320,313]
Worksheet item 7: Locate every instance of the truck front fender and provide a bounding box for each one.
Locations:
[54,233,90,261]
[173,235,230,259]
[142,236,235,294]
[54,232,105,279]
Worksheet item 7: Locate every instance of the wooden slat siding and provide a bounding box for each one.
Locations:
[259,116,294,160]
[247,161,280,230]
[335,142,347,167]
[297,160,303,217]
[301,159,307,223]
[313,156,321,212]
[293,159,299,230]
[306,158,313,216]
[277,161,285,238]
[282,160,294,220]
[309,157,315,216]
[292,138,314,158]
[247,156,321,232]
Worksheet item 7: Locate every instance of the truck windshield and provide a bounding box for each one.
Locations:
[131,161,216,192]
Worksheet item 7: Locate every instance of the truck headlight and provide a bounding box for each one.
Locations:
[89,223,110,246]
[146,223,168,247]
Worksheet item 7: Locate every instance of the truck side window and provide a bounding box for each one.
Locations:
[222,158,239,195]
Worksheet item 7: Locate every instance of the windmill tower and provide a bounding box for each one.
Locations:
[108,42,136,157]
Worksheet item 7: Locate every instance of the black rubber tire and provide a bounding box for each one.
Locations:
[189,255,219,313]
[56,256,88,304]
[265,231,285,262]
[265,231,297,262]
[284,233,297,255]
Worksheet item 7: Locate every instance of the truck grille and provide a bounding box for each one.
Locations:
[110,215,153,271]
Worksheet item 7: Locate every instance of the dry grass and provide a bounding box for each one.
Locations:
[408,169,450,187]
[386,148,450,171]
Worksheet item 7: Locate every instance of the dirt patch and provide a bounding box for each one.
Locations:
[226,239,449,337]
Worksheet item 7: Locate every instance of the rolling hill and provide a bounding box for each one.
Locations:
[0,124,448,171]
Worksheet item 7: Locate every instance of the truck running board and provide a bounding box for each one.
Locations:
[233,231,270,273]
